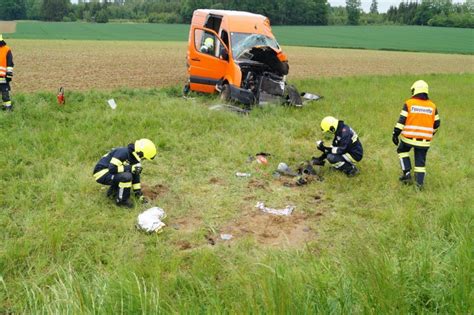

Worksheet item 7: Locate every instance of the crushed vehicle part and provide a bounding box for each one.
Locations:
[220,234,233,240]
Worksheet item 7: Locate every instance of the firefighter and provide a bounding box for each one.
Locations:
[312,116,363,176]
[93,139,157,208]
[0,34,14,111]
[392,80,440,188]
[200,37,215,55]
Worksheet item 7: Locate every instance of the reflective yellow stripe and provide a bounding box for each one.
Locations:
[132,183,141,190]
[351,135,358,143]
[414,167,426,173]
[119,181,132,188]
[343,153,356,163]
[398,152,410,159]
[4,101,11,106]
[110,157,122,166]
[404,125,434,132]
[395,123,404,130]
[93,169,109,180]
[400,110,408,117]
[402,131,433,138]
[400,136,431,147]
[117,165,124,173]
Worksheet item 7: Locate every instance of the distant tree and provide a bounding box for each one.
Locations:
[346,0,361,25]
[95,8,109,23]
[26,0,43,20]
[41,0,69,21]
[370,0,378,14]
[0,0,27,20]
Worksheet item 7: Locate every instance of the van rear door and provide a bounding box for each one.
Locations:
[188,27,229,93]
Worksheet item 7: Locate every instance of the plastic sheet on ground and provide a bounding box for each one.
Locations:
[137,207,166,233]
[256,201,294,216]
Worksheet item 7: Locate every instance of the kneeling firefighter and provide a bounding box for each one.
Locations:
[93,139,157,208]
[312,116,363,176]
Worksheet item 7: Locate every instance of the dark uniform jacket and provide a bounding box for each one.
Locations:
[330,121,363,161]
[93,144,140,176]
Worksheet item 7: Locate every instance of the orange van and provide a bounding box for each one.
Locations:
[186,9,302,106]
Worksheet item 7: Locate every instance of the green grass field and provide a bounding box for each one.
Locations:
[7,21,474,54]
[1,74,472,313]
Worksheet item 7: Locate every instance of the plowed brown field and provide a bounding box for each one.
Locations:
[9,39,474,92]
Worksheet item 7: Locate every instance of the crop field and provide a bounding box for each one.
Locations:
[7,21,474,54]
[1,73,473,313]
[8,39,474,92]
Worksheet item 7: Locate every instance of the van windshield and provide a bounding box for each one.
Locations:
[231,32,280,58]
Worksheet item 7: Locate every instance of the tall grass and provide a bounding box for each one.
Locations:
[0,74,472,313]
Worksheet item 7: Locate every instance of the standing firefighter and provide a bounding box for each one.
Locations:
[392,80,440,188]
[0,34,14,111]
[93,139,157,208]
[312,116,363,176]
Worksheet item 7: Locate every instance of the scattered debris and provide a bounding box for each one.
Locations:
[301,92,323,102]
[206,235,216,245]
[236,172,251,177]
[57,87,65,105]
[107,98,117,110]
[220,234,233,240]
[256,201,294,216]
[276,162,298,177]
[255,152,271,165]
[136,207,166,233]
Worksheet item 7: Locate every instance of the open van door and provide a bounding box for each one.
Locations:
[188,27,230,93]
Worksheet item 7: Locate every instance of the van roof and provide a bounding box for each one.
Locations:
[194,9,273,37]
[195,9,267,19]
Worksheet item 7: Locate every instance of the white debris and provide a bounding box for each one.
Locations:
[235,172,251,177]
[220,234,233,240]
[137,207,166,233]
[255,202,294,216]
[107,99,117,109]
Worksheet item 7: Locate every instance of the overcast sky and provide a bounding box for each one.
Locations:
[69,0,468,14]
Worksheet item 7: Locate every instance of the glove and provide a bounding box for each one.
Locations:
[311,156,326,166]
[392,134,399,146]
[392,128,401,146]
[316,140,326,152]
[132,163,142,175]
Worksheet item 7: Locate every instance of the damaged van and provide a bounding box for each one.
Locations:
[185,9,304,106]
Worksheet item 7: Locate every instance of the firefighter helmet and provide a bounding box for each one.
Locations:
[411,80,429,96]
[321,116,339,133]
[134,138,157,160]
[204,37,214,49]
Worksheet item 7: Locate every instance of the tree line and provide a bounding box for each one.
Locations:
[0,0,472,28]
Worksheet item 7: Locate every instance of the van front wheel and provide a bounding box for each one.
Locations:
[220,84,231,102]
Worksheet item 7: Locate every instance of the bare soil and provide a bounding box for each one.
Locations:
[9,40,474,93]
[141,183,169,200]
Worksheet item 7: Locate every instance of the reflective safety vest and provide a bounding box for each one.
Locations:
[0,45,11,78]
[402,98,437,141]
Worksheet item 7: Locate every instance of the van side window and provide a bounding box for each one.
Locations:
[220,30,229,48]
[194,29,217,57]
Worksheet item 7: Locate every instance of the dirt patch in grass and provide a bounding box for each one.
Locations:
[141,183,169,200]
[9,39,474,93]
[218,209,322,248]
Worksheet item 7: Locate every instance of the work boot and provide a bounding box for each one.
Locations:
[399,172,412,185]
[116,198,134,209]
[2,105,13,111]
[311,156,326,166]
[106,186,118,199]
[345,165,359,177]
